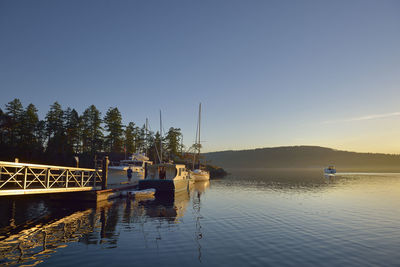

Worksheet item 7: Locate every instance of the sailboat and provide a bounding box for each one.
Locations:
[190,103,210,182]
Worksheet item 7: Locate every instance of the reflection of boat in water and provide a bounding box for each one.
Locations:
[139,191,191,223]
[193,180,210,194]
[139,163,192,194]
[108,153,152,179]
[191,180,210,263]
[324,166,336,178]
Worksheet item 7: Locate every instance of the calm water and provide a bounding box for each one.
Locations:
[1,169,400,266]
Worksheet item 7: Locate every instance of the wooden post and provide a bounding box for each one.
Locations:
[101,156,109,190]
[66,170,69,188]
[45,169,50,189]
[15,158,19,188]
[23,167,27,189]
[75,156,79,168]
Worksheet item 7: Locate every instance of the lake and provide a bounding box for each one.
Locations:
[1,169,400,266]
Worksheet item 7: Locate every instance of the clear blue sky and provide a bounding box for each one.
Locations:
[1,0,400,153]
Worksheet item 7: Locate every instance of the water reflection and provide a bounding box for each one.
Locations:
[0,199,113,265]
[0,187,200,266]
[191,181,209,263]
[1,171,399,266]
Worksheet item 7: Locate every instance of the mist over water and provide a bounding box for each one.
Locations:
[1,169,400,266]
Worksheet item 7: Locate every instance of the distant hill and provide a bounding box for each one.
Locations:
[203,146,400,171]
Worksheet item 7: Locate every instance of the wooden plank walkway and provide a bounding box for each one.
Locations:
[0,161,103,196]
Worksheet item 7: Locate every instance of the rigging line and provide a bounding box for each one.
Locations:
[154,139,161,164]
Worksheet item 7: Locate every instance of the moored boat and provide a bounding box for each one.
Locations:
[324,166,336,177]
[108,153,152,179]
[139,163,192,193]
[190,169,210,181]
[126,188,156,199]
[191,103,210,182]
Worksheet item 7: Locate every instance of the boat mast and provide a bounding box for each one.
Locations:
[160,110,163,163]
[192,103,202,170]
[181,134,183,157]
[145,118,148,155]
[192,105,199,170]
[198,103,202,168]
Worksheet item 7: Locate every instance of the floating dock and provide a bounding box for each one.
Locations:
[0,159,140,202]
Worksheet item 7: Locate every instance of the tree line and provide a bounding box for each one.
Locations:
[0,99,184,167]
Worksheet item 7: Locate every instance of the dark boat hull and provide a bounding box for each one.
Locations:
[138,179,188,193]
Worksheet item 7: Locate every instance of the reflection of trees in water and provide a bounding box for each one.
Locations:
[0,197,48,237]
[0,208,95,265]
[0,199,122,266]
[0,184,210,266]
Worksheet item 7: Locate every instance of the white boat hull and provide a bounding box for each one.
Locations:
[109,167,145,180]
[109,166,130,171]
[324,173,335,178]
[190,170,210,181]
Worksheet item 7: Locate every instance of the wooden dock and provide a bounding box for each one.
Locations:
[0,159,141,201]
[0,161,104,196]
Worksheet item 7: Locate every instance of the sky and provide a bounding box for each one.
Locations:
[1,0,400,153]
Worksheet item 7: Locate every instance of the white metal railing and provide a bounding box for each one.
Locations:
[0,161,102,192]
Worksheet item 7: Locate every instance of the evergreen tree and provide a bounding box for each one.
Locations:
[5,98,24,146]
[103,107,123,153]
[141,129,155,160]
[135,124,147,153]
[0,108,7,146]
[165,127,183,160]
[45,102,66,154]
[81,105,103,154]
[35,120,46,151]
[64,108,81,154]
[20,104,40,150]
[148,131,164,163]
[45,102,64,138]
[124,122,137,154]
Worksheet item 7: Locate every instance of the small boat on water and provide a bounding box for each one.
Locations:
[138,163,193,193]
[126,188,156,199]
[324,166,337,177]
[190,103,210,182]
[109,153,152,179]
[190,169,210,181]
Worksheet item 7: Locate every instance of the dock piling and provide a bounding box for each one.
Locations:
[101,156,109,190]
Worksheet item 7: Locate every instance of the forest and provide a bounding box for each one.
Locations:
[0,99,187,167]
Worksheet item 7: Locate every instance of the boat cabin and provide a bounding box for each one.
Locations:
[324,165,337,174]
[146,164,188,180]
[120,159,150,167]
